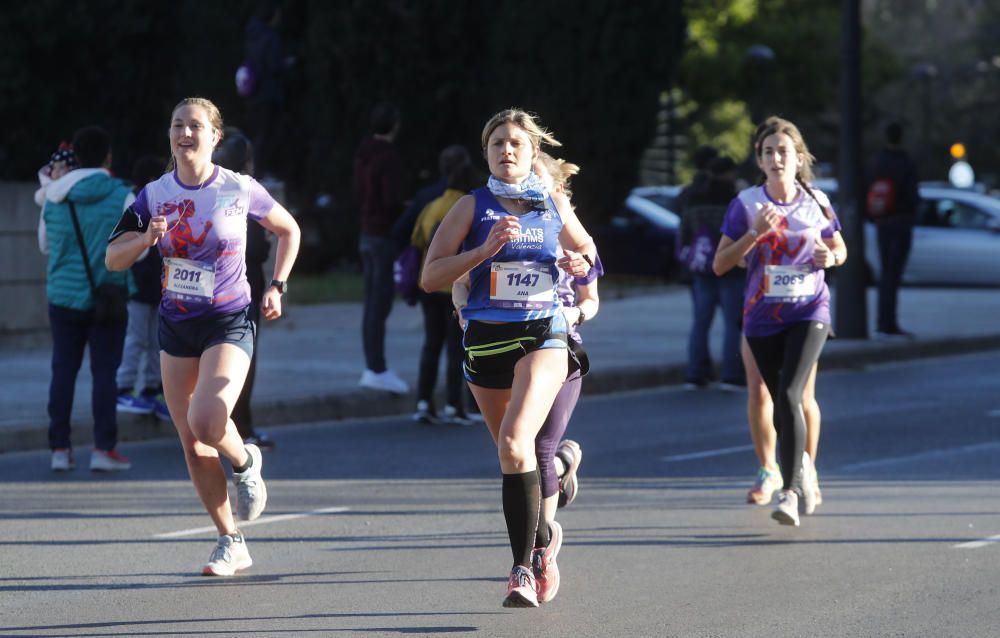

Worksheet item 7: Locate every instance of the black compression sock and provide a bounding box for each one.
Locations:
[534,469,551,549]
[502,470,541,567]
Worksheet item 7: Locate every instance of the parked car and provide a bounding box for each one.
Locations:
[592,186,682,279]
[813,179,1000,286]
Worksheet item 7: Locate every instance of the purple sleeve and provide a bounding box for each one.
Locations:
[248,178,277,221]
[822,209,842,238]
[720,198,749,240]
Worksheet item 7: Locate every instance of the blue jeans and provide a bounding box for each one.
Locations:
[876,221,913,332]
[687,274,744,383]
[47,303,126,451]
[359,234,396,372]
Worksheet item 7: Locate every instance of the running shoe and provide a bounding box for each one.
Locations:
[556,440,583,508]
[202,532,252,576]
[502,565,539,608]
[800,452,817,516]
[243,433,276,450]
[232,444,267,521]
[51,449,74,472]
[359,368,409,394]
[90,449,131,472]
[771,489,800,526]
[149,394,172,422]
[747,466,782,505]
[412,400,437,425]
[531,520,563,603]
[116,391,155,415]
[441,405,476,427]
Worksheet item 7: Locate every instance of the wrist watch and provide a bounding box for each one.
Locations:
[269,279,287,294]
[574,306,587,327]
[749,228,760,240]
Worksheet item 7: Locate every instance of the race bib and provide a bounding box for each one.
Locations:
[764,264,817,301]
[164,257,215,303]
[489,261,555,309]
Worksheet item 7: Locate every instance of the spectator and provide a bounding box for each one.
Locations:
[115,155,170,422]
[391,144,472,253]
[213,127,275,449]
[42,125,134,472]
[354,101,409,394]
[865,121,919,339]
[678,155,744,389]
[675,144,719,215]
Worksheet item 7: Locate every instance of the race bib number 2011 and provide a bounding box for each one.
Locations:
[489,261,554,310]
[164,257,216,303]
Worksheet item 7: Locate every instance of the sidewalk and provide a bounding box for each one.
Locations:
[2,286,999,453]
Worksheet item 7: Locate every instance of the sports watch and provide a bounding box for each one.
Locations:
[269,279,287,294]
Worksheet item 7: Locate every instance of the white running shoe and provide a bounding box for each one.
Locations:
[771,490,800,526]
[801,452,817,515]
[233,444,267,521]
[90,449,131,472]
[440,405,476,427]
[359,369,409,394]
[202,532,252,576]
[51,449,75,472]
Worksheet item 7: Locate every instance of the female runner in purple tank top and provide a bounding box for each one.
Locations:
[422,109,596,608]
[106,97,300,575]
[713,116,847,528]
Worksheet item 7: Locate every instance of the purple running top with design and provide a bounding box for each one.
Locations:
[720,184,841,337]
[132,166,275,321]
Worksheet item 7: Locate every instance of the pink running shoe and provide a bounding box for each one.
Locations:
[502,565,539,608]
[531,520,563,603]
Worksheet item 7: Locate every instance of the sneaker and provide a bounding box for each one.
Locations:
[412,400,437,425]
[116,392,155,415]
[531,520,563,603]
[90,449,131,472]
[683,379,709,391]
[747,466,782,505]
[502,565,539,608]
[771,489,800,526]
[464,411,486,424]
[243,433,276,450]
[441,405,476,427]
[201,532,253,576]
[800,452,817,515]
[51,448,75,472]
[232,444,267,521]
[718,380,746,392]
[149,394,171,422]
[556,440,583,508]
[359,368,409,394]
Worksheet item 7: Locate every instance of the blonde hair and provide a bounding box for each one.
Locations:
[753,116,815,185]
[481,108,561,152]
[166,97,225,171]
[536,151,580,197]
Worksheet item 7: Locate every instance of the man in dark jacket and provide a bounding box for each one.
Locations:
[866,122,919,338]
[353,101,409,394]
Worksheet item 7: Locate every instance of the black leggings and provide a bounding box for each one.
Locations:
[746,321,830,492]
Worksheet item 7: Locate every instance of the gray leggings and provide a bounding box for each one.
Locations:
[746,321,830,492]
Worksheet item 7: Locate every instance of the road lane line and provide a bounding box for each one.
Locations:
[954,534,1000,549]
[154,506,351,539]
[987,409,1000,417]
[837,441,1000,472]
[662,444,754,462]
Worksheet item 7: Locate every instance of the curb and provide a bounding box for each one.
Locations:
[4,334,1000,455]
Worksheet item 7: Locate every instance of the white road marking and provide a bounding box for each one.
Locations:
[837,441,1000,472]
[662,444,754,463]
[153,506,351,539]
[954,534,1000,550]
[987,409,1000,417]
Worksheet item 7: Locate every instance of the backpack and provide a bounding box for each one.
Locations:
[866,176,897,219]
[235,61,257,97]
[393,245,421,306]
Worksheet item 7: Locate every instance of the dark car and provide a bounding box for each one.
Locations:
[593,186,682,279]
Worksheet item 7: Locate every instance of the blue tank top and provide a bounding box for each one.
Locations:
[462,187,563,322]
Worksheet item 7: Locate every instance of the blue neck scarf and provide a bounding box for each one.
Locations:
[487,172,549,208]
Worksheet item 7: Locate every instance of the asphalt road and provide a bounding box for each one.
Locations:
[1,352,999,637]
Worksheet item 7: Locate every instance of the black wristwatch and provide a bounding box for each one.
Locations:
[269,279,287,294]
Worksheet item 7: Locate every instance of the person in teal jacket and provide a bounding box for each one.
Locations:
[41,126,134,473]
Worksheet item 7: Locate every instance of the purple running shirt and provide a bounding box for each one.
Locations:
[132,166,276,321]
[720,184,841,337]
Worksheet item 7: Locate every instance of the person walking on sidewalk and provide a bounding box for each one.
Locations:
[866,121,919,339]
[713,116,846,527]
[678,155,744,389]
[421,109,596,608]
[115,155,170,422]
[354,101,409,394]
[41,125,133,473]
[106,97,300,575]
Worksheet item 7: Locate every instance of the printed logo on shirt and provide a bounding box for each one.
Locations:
[512,227,544,248]
[217,195,245,217]
[483,208,502,222]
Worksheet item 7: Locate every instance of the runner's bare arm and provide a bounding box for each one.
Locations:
[106,209,166,272]
[422,195,510,292]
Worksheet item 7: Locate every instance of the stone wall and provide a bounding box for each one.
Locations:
[0,182,48,337]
